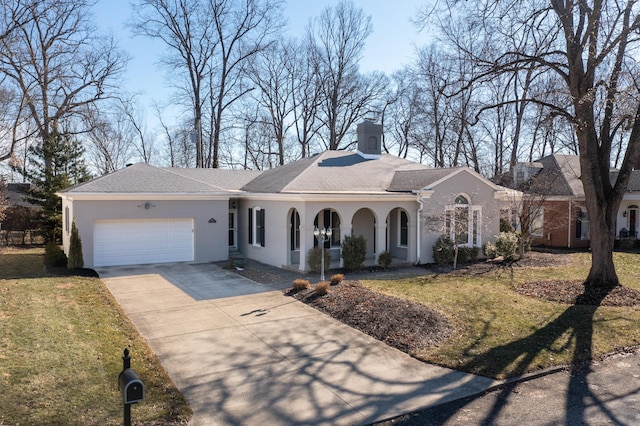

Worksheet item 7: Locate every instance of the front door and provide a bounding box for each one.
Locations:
[229,210,237,248]
[631,209,637,238]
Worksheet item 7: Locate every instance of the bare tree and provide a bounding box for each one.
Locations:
[431,1,640,289]
[291,40,323,158]
[132,0,216,167]
[307,0,386,151]
[84,108,135,175]
[381,68,425,159]
[246,39,297,166]
[134,0,284,168]
[0,0,126,177]
[206,0,284,168]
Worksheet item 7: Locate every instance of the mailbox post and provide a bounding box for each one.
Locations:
[118,348,145,426]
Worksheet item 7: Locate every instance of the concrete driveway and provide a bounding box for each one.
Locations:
[98,262,498,425]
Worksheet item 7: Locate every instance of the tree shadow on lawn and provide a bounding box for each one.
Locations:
[389,285,638,425]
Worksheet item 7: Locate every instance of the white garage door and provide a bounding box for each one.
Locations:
[94,219,194,267]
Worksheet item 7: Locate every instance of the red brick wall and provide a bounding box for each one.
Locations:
[531,200,590,248]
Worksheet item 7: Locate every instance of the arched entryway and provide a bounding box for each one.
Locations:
[352,208,376,261]
[288,208,301,266]
[313,209,342,267]
[387,207,410,262]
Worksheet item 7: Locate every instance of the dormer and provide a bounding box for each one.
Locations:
[357,120,382,159]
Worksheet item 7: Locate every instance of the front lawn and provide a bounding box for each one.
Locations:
[0,247,191,425]
[359,251,640,379]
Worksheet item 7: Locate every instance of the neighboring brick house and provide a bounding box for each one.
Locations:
[513,154,640,249]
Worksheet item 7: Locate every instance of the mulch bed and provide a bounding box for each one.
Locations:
[289,280,452,353]
[516,279,640,306]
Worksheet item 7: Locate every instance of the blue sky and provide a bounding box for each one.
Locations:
[92,0,432,114]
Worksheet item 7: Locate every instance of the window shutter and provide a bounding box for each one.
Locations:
[258,209,265,247]
[248,208,253,244]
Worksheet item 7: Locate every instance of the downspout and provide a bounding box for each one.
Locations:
[568,198,572,249]
[415,191,424,265]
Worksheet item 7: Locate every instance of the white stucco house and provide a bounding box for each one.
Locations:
[58,122,519,270]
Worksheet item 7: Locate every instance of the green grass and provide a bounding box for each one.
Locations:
[0,247,191,425]
[361,251,640,379]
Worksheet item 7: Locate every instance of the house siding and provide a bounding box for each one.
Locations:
[69,199,228,267]
[238,197,420,271]
[419,170,503,264]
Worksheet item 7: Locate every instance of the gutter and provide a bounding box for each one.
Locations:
[568,198,572,249]
[414,190,424,265]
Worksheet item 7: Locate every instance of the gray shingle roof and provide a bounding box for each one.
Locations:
[387,168,459,192]
[60,153,498,197]
[530,154,584,197]
[162,168,262,191]
[242,151,437,193]
[61,163,238,194]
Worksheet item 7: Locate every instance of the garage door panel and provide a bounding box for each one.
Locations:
[94,219,194,266]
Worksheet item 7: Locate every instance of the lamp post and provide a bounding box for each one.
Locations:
[313,226,332,281]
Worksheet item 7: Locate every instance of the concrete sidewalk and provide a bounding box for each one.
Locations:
[99,262,498,425]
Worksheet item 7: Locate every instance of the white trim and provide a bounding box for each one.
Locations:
[397,209,408,247]
[425,167,504,192]
[58,193,231,201]
[356,150,381,160]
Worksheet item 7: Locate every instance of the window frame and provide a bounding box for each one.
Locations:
[248,207,265,247]
[397,210,408,247]
[445,194,482,247]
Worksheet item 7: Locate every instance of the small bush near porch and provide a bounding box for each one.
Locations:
[0,247,191,425]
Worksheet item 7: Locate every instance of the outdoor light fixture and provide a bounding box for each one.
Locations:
[313,227,332,281]
[137,202,156,209]
[624,210,628,218]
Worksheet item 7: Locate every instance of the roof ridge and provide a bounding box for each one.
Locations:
[279,152,331,192]
[161,167,227,191]
[554,155,582,196]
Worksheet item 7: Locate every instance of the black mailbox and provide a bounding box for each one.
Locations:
[118,368,145,404]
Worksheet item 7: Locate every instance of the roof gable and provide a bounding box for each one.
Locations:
[524,154,584,197]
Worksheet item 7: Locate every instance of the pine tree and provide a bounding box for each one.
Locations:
[67,221,84,269]
[14,130,91,243]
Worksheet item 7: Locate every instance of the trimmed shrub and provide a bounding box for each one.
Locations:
[378,250,393,268]
[458,246,479,264]
[341,234,366,271]
[494,231,519,260]
[67,221,84,269]
[315,281,330,296]
[292,278,310,292]
[45,241,67,268]
[433,235,455,265]
[484,241,498,259]
[330,274,344,286]
[308,246,331,274]
[485,233,519,260]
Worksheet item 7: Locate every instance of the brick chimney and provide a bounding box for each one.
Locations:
[357,120,382,159]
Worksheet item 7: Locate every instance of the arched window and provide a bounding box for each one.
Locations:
[445,194,481,246]
[398,210,408,246]
[455,195,469,205]
[290,210,300,250]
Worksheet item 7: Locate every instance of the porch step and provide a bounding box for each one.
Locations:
[228,249,244,260]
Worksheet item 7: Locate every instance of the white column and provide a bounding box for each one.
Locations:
[298,224,315,272]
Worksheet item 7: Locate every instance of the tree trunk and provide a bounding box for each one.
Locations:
[583,189,620,288]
